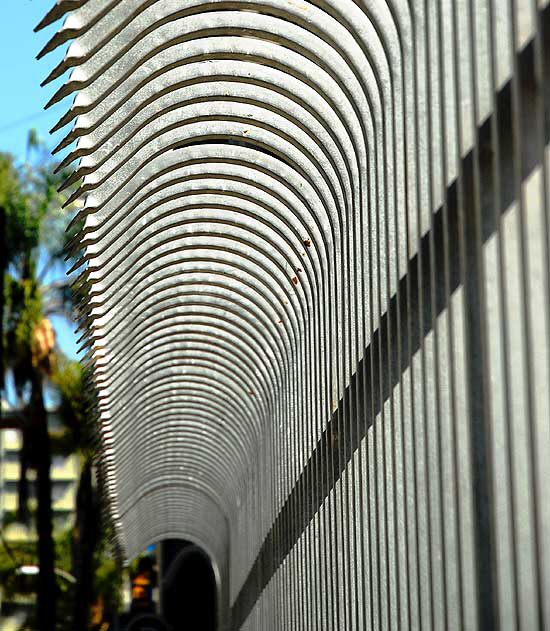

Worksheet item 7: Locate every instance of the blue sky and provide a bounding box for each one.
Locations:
[1,1,78,365]
[0,1,70,159]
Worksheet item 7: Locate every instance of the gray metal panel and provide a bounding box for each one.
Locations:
[40,1,550,629]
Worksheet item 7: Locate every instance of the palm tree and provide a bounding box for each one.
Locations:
[1,137,78,630]
[51,356,101,628]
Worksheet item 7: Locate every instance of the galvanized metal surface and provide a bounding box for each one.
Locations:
[40,1,550,629]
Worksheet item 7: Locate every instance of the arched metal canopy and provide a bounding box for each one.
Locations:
[40,1,550,630]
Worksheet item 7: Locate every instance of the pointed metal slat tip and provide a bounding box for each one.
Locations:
[45,81,77,109]
[76,322,89,338]
[63,187,83,208]
[53,130,76,154]
[67,256,87,276]
[65,249,80,264]
[50,110,76,134]
[66,231,82,250]
[44,92,60,109]
[59,169,81,192]
[76,332,87,345]
[58,174,73,194]
[35,3,63,31]
[78,340,92,353]
[77,314,90,329]
[64,239,85,260]
[34,12,57,33]
[66,208,87,232]
[53,161,64,175]
[35,0,83,32]
[36,31,67,60]
[42,61,68,87]
[54,151,77,173]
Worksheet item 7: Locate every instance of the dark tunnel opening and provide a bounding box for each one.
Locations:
[160,539,217,631]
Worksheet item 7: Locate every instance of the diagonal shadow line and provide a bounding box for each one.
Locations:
[231,8,549,627]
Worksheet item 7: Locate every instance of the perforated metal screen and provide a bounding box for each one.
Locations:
[40,1,550,629]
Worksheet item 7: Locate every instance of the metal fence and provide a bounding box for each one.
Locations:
[40,1,550,629]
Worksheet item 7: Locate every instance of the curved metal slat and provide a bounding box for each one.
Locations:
[42,1,550,630]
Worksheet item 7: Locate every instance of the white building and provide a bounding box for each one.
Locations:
[0,404,80,628]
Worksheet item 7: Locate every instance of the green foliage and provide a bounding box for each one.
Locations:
[2,145,56,395]
[0,530,73,600]
[3,272,43,395]
[1,133,122,629]
[0,152,41,267]
[0,540,37,576]
[51,356,94,454]
[1,146,70,273]
[95,556,123,615]
[54,528,73,573]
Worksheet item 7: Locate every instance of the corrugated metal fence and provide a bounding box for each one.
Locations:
[40,1,550,629]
